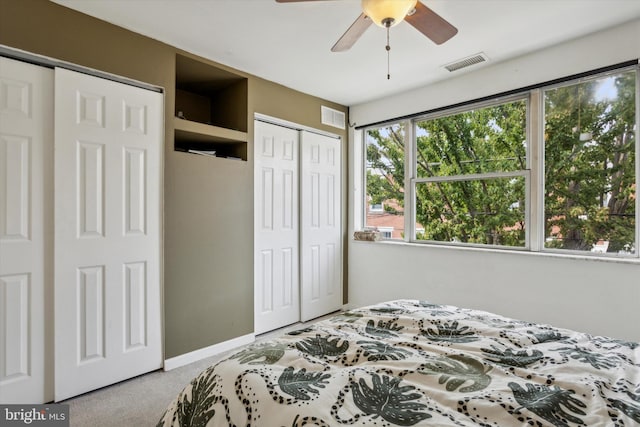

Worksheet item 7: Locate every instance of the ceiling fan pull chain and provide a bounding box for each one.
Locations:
[386,25,391,79]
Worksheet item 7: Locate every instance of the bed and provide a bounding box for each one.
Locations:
[157,300,640,426]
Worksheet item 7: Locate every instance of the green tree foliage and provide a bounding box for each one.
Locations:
[544,71,636,252]
[366,126,405,215]
[416,100,528,247]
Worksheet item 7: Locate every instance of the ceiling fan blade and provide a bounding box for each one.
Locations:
[331,13,372,52]
[405,1,458,45]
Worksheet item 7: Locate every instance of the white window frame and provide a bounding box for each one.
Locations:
[360,64,639,259]
[363,122,407,233]
[539,67,640,258]
[407,94,531,250]
[410,171,531,249]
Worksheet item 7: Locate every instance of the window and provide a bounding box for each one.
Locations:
[365,123,405,239]
[369,202,384,213]
[544,70,637,254]
[361,65,638,257]
[414,98,528,247]
[377,227,394,239]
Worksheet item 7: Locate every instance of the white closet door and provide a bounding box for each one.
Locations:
[54,68,162,401]
[254,120,300,334]
[0,57,53,404]
[300,131,342,321]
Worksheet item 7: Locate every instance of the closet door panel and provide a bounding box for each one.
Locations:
[300,131,342,322]
[54,68,162,401]
[0,57,53,404]
[254,120,300,334]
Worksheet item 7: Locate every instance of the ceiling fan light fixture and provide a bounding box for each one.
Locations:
[361,0,417,28]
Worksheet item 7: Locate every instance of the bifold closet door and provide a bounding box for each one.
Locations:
[0,57,53,404]
[54,68,162,401]
[300,131,342,321]
[253,121,342,333]
[254,120,300,334]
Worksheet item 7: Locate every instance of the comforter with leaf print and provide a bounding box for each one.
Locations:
[157,300,640,427]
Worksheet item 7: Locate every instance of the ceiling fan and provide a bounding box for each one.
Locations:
[275,0,458,52]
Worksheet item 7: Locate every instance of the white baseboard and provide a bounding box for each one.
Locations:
[163,333,255,371]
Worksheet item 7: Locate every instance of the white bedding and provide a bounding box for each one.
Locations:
[157,300,640,426]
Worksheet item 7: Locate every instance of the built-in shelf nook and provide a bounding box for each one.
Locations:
[174,53,248,160]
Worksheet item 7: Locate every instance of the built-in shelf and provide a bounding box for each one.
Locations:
[174,117,247,143]
[174,53,248,161]
[174,117,247,160]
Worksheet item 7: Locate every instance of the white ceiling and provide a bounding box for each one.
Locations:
[51,0,640,106]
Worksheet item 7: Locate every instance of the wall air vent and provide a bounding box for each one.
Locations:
[321,106,346,130]
[443,53,489,72]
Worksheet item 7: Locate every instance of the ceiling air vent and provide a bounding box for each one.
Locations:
[443,53,488,73]
[321,106,346,130]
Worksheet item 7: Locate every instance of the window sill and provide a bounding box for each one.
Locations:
[351,238,640,265]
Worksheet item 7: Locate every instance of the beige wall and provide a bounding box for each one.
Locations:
[0,0,349,358]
